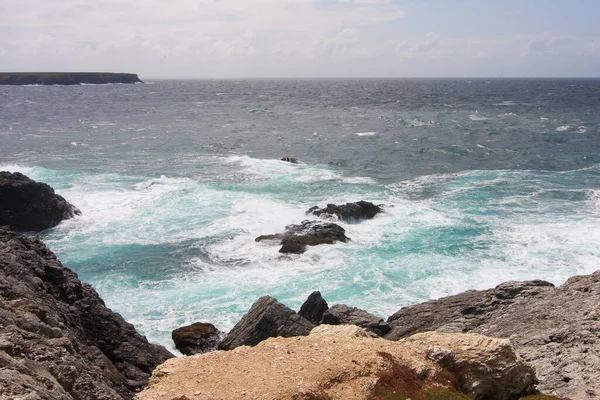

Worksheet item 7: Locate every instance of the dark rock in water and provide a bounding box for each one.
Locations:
[385,273,600,399]
[298,291,329,325]
[0,171,81,231]
[256,220,350,254]
[322,304,390,336]
[172,322,222,356]
[0,228,174,400]
[280,156,299,164]
[306,201,383,222]
[218,296,314,351]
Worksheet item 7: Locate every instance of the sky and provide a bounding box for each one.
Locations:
[1,0,599,78]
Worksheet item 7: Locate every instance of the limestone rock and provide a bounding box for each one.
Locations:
[385,272,600,399]
[136,325,536,400]
[218,296,314,351]
[306,201,383,222]
[256,220,350,254]
[322,304,390,336]
[171,322,222,356]
[0,229,174,400]
[0,171,81,231]
[298,291,329,325]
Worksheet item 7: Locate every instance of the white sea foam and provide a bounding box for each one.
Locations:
[469,114,490,121]
[355,132,377,136]
[556,125,571,132]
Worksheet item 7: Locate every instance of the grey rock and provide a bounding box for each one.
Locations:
[0,171,81,232]
[280,157,299,164]
[218,296,314,351]
[171,322,223,356]
[298,291,329,325]
[322,304,390,336]
[0,229,174,400]
[306,201,383,222]
[385,272,600,399]
[255,220,350,254]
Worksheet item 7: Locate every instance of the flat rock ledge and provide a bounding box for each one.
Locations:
[0,229,174,400]
[137,325,536,400]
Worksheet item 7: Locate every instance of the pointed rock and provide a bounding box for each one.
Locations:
[299,291,329,325]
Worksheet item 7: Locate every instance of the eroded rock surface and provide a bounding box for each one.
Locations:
[306,201,383,222]
[218,296,314,351]
[137,325,536,400]
[0,229,174,400]
[385,272,600,400]
[255,220,350,254]
[0,171,81,231]
[171,322,222,356]
[322,304,390,337]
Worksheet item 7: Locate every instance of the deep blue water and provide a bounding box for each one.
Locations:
[1,79,599,350]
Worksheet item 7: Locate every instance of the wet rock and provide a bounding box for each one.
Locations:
[0,228,174,400]
[0,171,81,231]
[280,157,299,164]
[306,201,382,222]
[256,220,350,254]
[322,304,390,336]
[218,296,314,351]
[298,291,329,325]
[385,273,600,399]
[172,322,223,356]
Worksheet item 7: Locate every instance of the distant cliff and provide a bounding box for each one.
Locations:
[0,72,143,85]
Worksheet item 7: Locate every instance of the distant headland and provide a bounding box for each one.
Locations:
[0,72,143,85]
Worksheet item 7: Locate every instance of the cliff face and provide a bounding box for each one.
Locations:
[0,229,174,400]
[137,325,536,400]
[385,273,600,400]
[0,72,143,85]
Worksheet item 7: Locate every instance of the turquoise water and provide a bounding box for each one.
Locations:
[1,79,599,351]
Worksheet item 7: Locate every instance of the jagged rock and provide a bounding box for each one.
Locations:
[321,304,390,336]
[0,229,174,400]
[137,325,537,400]
[280,157,299,164]
[385,272,600,400]
[255,220,350,254]
[0,171,81,231]
[171,322,222,356]
[298,291,329,325]
[218,296,314,351]
[306,201,382,222]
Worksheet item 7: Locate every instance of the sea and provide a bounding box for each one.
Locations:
[1,78,599,351]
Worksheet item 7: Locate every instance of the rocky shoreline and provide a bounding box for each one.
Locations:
[0,72,143,85]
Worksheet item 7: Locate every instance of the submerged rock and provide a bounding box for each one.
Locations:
[385,273,600,399]
[306,201,383,222]
[298,291,329,325]
[172,322,223,356]
[322,304,390,336]
[0,171,81,231]
[218,296,314,351]
[138,325,537,400]
[0,229,174,400]
[256,220,350,254]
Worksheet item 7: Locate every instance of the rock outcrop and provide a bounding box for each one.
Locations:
[280,156,299,164]
[0,171,81,231]
[298,291,329,325]
[218,296,314,351]
[255,220,350,254]
[322,304,390,337]
[385,272,600,400]
[171,323,222,356]
[306,201,383,222]
[0,229,174,400]
[0,72,143,85]
[137,325,537,400]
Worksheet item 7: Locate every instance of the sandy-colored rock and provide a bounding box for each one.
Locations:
[137,325,535,400]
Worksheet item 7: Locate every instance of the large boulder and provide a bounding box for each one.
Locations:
[385,272,600,399]
[306,201,382,222]
[171,322,223,356]
[218,296,314,351]
[322,304,390,336]
[298,291,329,325]
[0,228,174,400]
[137,325,537,400]
[0,171,81,231]
[255,220,350,254]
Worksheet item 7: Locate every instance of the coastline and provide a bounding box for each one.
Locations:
[0,72,143,85]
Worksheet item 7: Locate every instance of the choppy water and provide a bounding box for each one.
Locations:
[1,79,599,350]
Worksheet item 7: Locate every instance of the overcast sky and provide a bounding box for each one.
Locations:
[1,0,599,78]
